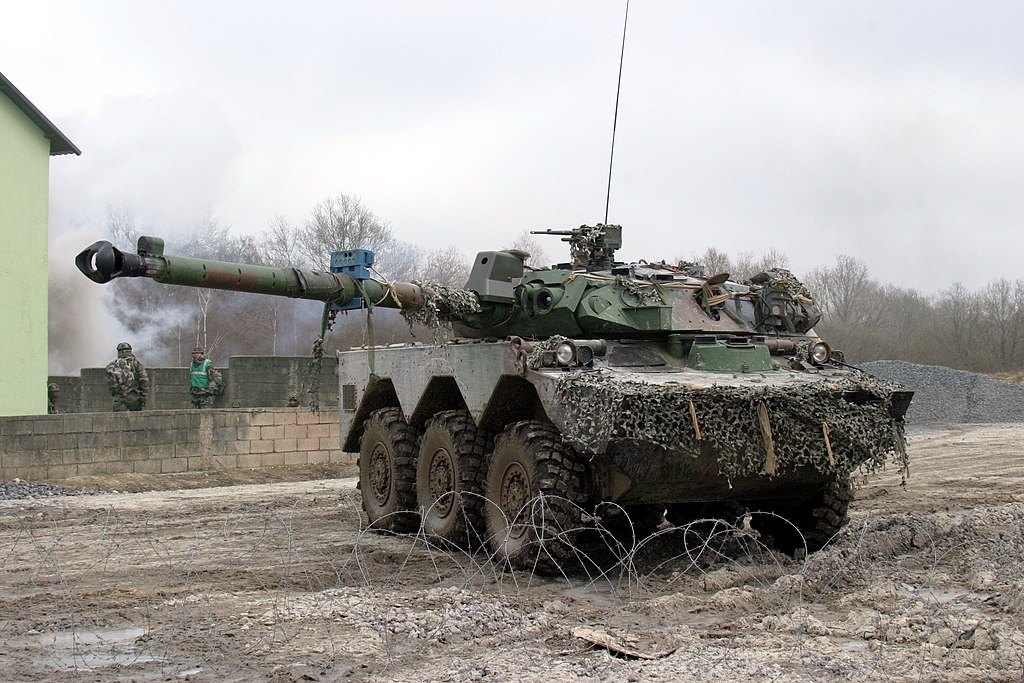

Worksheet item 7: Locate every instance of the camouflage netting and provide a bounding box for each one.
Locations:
[401,281,483,329]
[555,370,908,482]
[748,268,813,298]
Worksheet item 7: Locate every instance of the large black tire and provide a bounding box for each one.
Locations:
[416,410,491,548]
[484,421,588,573]
[358,408,420,533]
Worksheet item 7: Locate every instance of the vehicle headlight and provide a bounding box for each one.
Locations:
[809,341,831,366]
[555,341,576,365]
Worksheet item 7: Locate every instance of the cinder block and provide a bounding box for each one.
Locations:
[14,465,48,480]
[261,426,285,440]
[212,455,237,469]
[62,415,95,433]
[273,438,298,453]
[261,453,285,467]
[296,437,319,452]
[46,434,77,451]
[284,424,307,439]
[307,424,332,438]
[251,412,276,426]
[213,427,236,441]
[15,435,48,451]
[32,418,64,435]
[224,440,251,455]
[77,461,112,476]
[161,458,188,473]
[296,411,322,425]
[306,450,329,464]
[120,446,148,462]
[134,459,162,474]
[237,453,261,468]
[46,464,78,479]
[320,436,342,450]
[274,412,297,426]
[148,443,176,459]
[250,440,273,454]
[103,461,133,475]
[283,452,306,466]
[236,427,260,441]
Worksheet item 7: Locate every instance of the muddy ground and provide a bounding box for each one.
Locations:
[1,424,1022,682]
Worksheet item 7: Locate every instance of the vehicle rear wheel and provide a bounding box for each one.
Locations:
[484,421,588,573]
[358,408,419,533]
[416,410,491,547]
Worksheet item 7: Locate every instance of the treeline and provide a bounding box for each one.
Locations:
[101,195,545,366]
[688,248,1024,373]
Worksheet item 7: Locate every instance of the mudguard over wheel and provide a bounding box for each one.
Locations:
[416,410,491,547]
[358,408,419,533]
[484,421,589,573]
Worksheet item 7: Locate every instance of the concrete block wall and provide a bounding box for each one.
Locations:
[50,355,336,414]
[0,408,351,482]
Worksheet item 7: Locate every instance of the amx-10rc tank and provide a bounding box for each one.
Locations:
[77,225,912,571]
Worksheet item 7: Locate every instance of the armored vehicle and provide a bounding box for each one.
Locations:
[77,226,911,571]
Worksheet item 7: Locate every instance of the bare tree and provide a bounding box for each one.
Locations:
[507,231,549,268]
[299,194,394,270]
[420,246,471,287]
[978,278,1024,371]
[690,247,732,278]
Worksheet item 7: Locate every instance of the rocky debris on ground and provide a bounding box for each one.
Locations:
[0,479,93,500]
[862,359,1024,424]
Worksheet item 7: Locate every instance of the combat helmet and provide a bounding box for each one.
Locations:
[116,342,132,352]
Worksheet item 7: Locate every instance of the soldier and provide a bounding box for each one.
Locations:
[105,342,149,411]
[287,395,299,408]
[47,383,60,414]
[189,345,223,408]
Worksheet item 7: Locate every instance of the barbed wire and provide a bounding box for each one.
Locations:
[0,486,1021,681]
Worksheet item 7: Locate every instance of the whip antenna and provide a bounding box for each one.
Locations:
[604,0,630,224]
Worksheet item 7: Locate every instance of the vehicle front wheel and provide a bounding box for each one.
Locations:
[358,408,419,533]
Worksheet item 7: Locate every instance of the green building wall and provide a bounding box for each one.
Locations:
[0,95,51,416]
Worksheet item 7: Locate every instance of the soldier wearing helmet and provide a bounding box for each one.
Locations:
[47,383,60,414]
[189,345,223,408]
[105,342,149,411]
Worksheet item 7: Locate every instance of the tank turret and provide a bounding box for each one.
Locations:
[77,226,838,373]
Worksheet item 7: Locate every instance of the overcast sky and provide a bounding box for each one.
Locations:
[6,1,1023,305]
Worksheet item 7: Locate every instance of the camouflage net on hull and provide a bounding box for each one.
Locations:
[555,370,908,482]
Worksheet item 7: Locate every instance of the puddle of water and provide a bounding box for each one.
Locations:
[7,626,167,670]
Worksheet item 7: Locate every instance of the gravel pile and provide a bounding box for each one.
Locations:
[0,479,92,501]
[862,359,1024,424]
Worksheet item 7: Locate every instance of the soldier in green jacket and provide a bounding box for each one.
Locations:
[189,346,222,408]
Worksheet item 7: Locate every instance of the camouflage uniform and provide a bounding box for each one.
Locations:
[189,346,223,408]
[105,342,149,411]
[47,383,60,414]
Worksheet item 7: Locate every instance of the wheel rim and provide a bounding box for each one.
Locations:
[498,461,530,540]
[368,441,391,506]
[427,446,455,517]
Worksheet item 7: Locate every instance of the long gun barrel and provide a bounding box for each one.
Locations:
[75,236,426,310]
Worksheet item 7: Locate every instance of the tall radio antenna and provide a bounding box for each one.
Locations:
[604,0,630,225]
